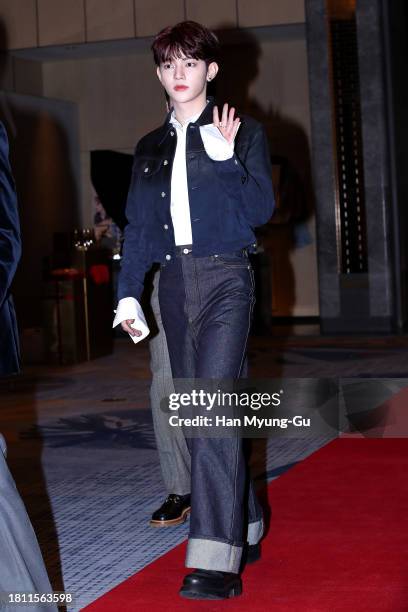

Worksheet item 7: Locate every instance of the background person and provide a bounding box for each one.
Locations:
[0,122,57,612]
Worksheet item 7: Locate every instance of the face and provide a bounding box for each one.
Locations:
[156,56,218,107]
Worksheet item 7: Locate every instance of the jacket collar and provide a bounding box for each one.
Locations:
[157,97,216,147]
[194,96,216,127]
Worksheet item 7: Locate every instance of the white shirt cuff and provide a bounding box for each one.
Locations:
[200,124,235,160]
[113,297,150,344]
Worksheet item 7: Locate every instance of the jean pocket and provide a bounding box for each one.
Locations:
[214,253,251,269]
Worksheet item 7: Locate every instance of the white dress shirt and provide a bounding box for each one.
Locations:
[113,109,237,343]
[169,110,234,245]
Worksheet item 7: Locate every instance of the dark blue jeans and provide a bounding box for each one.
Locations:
[159,249,263,572]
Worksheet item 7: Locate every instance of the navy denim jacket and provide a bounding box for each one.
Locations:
[119,98,275,301]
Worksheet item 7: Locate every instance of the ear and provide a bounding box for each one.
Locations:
[156,65,162,85]
[207,61,219,82]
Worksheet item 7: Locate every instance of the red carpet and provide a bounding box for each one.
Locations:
[84,438,408,611]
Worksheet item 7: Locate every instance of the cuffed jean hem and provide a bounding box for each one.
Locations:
[186,538,243,573]
[247,517,264,545]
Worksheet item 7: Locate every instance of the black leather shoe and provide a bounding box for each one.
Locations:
[247,542,261,563]
[179,569,242,600]
[240,542,261,571]
[149,494,191,527]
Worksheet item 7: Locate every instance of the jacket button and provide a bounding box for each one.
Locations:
[234,159,238,165]
[163,160,168,165]
[165,254,171,260]
[163,224,169,230]
[161,192,166,197]
[144,167,149,172]
[170,131,174,136]
[183,248,190,254]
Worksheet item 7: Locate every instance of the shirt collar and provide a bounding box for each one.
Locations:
[158,97,217,146]
[169,108,201,129]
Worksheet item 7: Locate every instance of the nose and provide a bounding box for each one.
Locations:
[174,63,185,80]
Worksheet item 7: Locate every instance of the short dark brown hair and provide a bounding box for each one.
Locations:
[151,21,220,66]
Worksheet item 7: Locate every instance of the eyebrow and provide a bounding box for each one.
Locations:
[162,56,195,63]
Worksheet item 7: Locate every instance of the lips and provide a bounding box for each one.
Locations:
[174,85,189,91]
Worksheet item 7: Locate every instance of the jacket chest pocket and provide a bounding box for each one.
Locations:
[132,158,167,202]
[139,159,163,178]
[141,159,163,180]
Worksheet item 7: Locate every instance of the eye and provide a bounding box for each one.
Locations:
[185,61,197,68]
[163,62,173,70]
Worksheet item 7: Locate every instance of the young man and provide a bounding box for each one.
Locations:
[114,21,274,599]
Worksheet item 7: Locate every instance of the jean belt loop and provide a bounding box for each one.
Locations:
[175,244,193,256]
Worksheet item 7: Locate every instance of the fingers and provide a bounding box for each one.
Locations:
[213,103,240,144]
[121,319,142,337]
[232,117,241,139]
[228,105,236,128]
[213,106,220,127]
[214,104,235,128]
[221,103,229,127]
[120,320,133,334]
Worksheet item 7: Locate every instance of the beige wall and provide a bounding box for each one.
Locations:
[244,34,317,317]
[0,0,305,49]
[0,0,38,49]
[238,0,305,27]
[41,50,166,228]
[43,54,163,153]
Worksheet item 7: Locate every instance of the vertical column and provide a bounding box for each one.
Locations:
[304,0,341,329]
[355,0,394,329]
[305,0,395,332]
[380,0,408,330]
